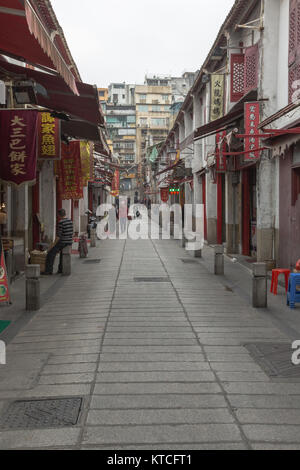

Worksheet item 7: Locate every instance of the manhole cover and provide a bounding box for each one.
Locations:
[134,277,170,283]
[83,259,101,264]
[180,259,197,264]
[244,342,300,378]
[0,398,82,430]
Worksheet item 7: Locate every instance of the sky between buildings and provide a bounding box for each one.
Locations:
[51,0,235,87]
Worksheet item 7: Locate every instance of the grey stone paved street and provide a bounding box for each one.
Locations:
[0,237,299,450]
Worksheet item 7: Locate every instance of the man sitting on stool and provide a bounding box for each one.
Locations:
[43,209,73,275]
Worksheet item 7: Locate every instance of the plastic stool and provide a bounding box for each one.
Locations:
[270,269,290,295]
[287,273,300,309]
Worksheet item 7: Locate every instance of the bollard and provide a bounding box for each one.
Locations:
[252,262,267,308]
[62,246,71,276]
[90,228,96,248]
[26,264,40,311]
[214,245,224,275]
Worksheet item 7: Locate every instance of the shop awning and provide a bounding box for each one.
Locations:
[0,0,78,94]
[61,120,101,142]
[0,57,104,125]
[194,89,258,141]
[194,109,243,141]
[157,159,183,176]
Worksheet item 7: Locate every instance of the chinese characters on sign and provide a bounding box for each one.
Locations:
[244,102,260,162]
[37,112,61,160]
[56,142,83,200]
[80,141,93,186]
[210,74,225,122]
[0,110,39,186]
[160,188,169,203]
[216,131,227,172]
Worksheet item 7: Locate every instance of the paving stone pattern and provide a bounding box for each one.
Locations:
[0,236,299,449]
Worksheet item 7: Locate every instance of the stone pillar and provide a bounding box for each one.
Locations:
[62,246,71,276]
[26,264,40,311]
[40,161,56,243]
[15,183,29,268]
[62,200,72,219]
[214,245,224,275]
[257,150,274,263]
[252,262,267,308]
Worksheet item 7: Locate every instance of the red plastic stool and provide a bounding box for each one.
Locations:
[270,269,290,295]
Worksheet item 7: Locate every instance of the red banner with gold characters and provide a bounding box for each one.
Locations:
[0,110,38,186]
[37,112,61,160]
[160,188,169,203]
[244,102,260,162]
[56,142,83,200]
[110,170,119,197]
[0,240,10,304]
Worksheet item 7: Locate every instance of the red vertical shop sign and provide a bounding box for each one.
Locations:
[160,188,169,203]
[216,131,227,172]
[111,170,119,197]
[56,142,83,200]
[0,110,39,186]
[244,102,260,162]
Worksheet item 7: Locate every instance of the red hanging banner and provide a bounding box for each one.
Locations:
[0,110,38,186]
[110,170,120,197]
[216,131,227,172]
[37,112,61,160]
[0,240,10,304]
[160,188,169,203]
[56,141,83,200]
[244,102,260,162]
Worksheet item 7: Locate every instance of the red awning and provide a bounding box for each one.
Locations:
[0,57,104,125]
[61,120,101,143]
[0,0,78,94]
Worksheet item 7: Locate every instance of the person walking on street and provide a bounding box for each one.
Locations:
[43,209,74,275]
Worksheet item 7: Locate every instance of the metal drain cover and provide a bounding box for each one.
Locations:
[0,397,82,430]
[134,277,170,283]
[181,259,197,264]
[83,259,101,264]
[244,342,300,378]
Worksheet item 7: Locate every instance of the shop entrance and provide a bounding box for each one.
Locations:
[242,167,257,257]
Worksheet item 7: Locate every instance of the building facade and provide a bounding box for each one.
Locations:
[155,0,300,270]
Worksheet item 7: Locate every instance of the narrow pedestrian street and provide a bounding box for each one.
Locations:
[0,236,299,450]
[1,0,300,455]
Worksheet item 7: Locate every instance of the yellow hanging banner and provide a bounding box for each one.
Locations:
[210,74,225,122]
[80,141,92,186]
